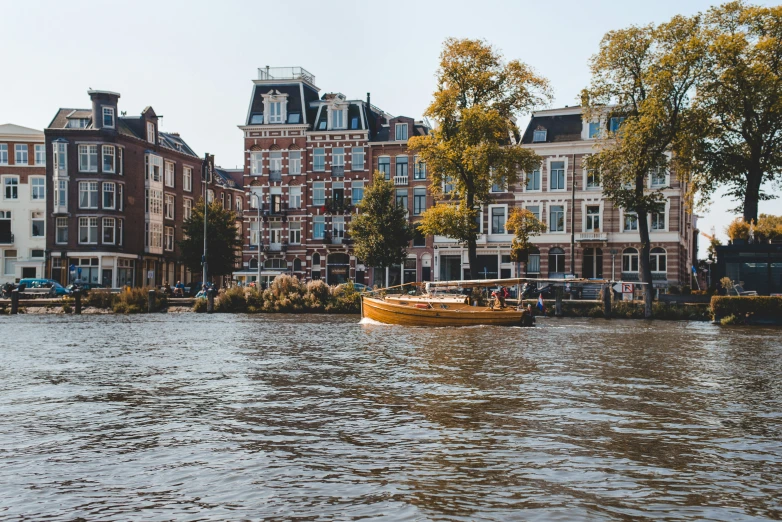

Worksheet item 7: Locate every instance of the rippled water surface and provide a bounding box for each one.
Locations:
[1,314,781,521]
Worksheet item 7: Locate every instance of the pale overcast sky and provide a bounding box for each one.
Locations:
[1,0,778,256]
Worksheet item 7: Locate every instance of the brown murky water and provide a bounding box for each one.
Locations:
[0,314,780,521]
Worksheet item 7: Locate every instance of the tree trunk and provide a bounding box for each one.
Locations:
[466,190,479,280]
[742,162,763,224]
[637,207,654,319]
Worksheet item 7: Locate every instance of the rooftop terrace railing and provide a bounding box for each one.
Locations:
[257,67,316,84]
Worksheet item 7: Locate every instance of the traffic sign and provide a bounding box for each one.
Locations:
[69,264,75,272]
[622,283,634,293]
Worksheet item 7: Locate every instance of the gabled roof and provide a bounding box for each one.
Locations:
[246,83,319,126]
[0,123,44,136]
[214,167,243,189]
[47,108,93,129]
[159,132,197,157]
[521,112,583,144]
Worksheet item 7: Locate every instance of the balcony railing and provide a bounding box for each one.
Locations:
[270,170,282,181]
[0,232,13,244]
[258,66,316,84]
[331,166,344,177]
[394,175,408,186]
[321,198,353,214]
[576,232,608,241]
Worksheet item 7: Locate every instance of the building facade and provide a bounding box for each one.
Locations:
[432,106,696,290]
[44,90,220,288]
[0,124,47,284]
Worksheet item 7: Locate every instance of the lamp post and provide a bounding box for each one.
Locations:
[705,258,714,289]
[609,248,618,281]
[248,192,262,286]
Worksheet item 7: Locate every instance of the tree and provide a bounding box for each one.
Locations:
[408,38,552,279]
[692,1,782,223]
[504,208,546,272]
[178,198,241,280]
[350,173,413,287]
[582,15,708,317]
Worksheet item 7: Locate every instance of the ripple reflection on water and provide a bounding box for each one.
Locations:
[0,314,781,521]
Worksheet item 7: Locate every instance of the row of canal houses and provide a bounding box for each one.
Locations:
[0,66,697,291]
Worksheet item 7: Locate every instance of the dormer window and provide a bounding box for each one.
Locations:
[262,91,288,124]
[249,113,264,124]
[532,129,547,142]
[269,101,283,123]
[103,107,115,128]
[331,109,344,130]
[609,116,626,133]
[350,116,360,130]
[287,112,301,124]
[67,118,89,128]
[395,123,408,141]
[147,122,155,144]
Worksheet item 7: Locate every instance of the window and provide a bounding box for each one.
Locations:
[103,217,115,244]
[101,145,115,173]
[331,109,344,129]
[79,145,98,172]
[350,116,359,130]
[650,247,667,272]
[147,122,155,143]
[550,161,565,190]
[588,122,600,138]
[249,221,260,246]
[0,144,7,164]
[313,148,325,171]
[609,116,626,133]
[624,212,638,231]
[332,217,345,240]
[34,144,45,165]
[250,113,264,125]
[3,250,16,276]
[351,147,364,171]
[184,198,193,220]
[650,166,667,187]
[396,189,408,212]
[533,129,547,142]
[103,107,115,128]
[412,225,426,247]
[164,226,174,251]
[147,155,162,182]
[236,197,243,213]
[269,101,283,123]
[289,186,301,209]
[3,177,18,200]
[527,205,540,221]
[444,176,454,194]
[117,148,123,175]
[586,206,600,231]
[652,210,665,230]
[31,177,45,200]
[396,156,408,179]
[549,205,564,232]
[183,167,192,191]
[622,247,639,272]
[352,181,364,205]
[395,123,408,141]
[55,180,67,210]
[118,219,124,246]
[288,113,301,124]
[289,151,301,175]
[313,216,325,239]
[146,189,163,215]
[251,152,263,175]
[79,217,98,244]
[31,212,44,237]
[491,207,506,234]
[526,169,541,191]
[491,178,506,193]
[548,247,566,273]
[103,183,115,209]
[269,151,282,177]
[165,161,175,187]
[587,169,600,188]
[332,148,344,175]
[53,142,66,172]
[15,144,28,165]
[117,184,123,211]
[165,194,175,219]
[413,187,426,215]
[145,222,163,249]
[309,182,324,206]
[379,157,391,179]
[56,217,68,244]
[414,156,426,180]
[79,181,98,209]
[527,252,541,274]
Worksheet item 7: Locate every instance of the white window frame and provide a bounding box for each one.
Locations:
[15,144,28,165]
[30,177,46,201]
[165,194,175,219]
[146,188,163,216]
[289,186,302,209]
[103,217,115,245]
[650,248,667,273]
[102,106,115,128]
[313,216,325,239]
[584,204,601,232]
[313,148,325,171]
[56,217,68,244]
[330,108,345,130]
[622,210,639,232]
[34,144,45,166]
[79,217,99,245]
[351,147,364,171]
[351,181,364,205]
[525,168,542,192]
[31,211,45,238]
[532,129,547,142]
[525,204,542,223]
[251,152,263,175]
[0,144,7,165]
[489,204,508,235]
[184,197,193,220]
[622,248,639,273]
[164,226,175,251]
[378,156,391,180]
[54,179,68,211]
[103,182,116,210]
[289,150,301,175]
[3,176,19,200]
[79,144,98,172]
[100,145,114,174]
[147,122,155,144]
[395,123,408,141]
[183,166,192,191]
[313,182,326,206]
[548,157,567,192]
[288,220,301,245]
[79,181,99,209]
[165,161,175,188]
[549,203,566,233]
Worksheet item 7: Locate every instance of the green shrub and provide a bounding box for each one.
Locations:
[327,283,360,314]
[111,287,166,314]
[86,289,116,309]
[711,296,782,322]
[720,314,743,325]
[62,302,72,314]
[193,299,207,313]
[216,286,247,313]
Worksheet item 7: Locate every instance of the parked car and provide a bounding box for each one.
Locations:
[521,282,556,300]
[19,278,57,290]
[338,282,371,293]
[48,282,70,297]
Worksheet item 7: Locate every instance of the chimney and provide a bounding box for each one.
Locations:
[366,92,371,108]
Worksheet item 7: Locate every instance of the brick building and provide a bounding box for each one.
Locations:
[0,124,47,283]
[44,90,241,288]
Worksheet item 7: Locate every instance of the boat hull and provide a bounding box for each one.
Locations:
[361,296,530,327]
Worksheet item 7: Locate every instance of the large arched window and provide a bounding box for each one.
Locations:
[548,247,566,274]
[622,248,639,272]
[293,258,302,272]
[650,247,667,273]
[249,257,258,269]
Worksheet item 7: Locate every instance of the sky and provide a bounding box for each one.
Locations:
[1,0,778,257]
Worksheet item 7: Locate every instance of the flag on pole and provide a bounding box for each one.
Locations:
[537,293,545,312]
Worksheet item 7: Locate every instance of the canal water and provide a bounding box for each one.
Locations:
[0,315,780,521]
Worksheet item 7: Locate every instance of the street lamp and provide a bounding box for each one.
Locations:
[247,192,263,286]
[705,258,714,289]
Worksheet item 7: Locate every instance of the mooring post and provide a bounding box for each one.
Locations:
[10,289,18,315]
[555,286,563,317]
[74,290,82,315]
[207,288,215,313]
[603,284,612,319]
[148,289,155,313]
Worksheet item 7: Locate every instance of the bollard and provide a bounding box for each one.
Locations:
[74,291,82,314]
[10,289,18,315]
[555,286,563,317]
[602,284,612,319]
[148,289,155,313]
[207,288,215,313]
